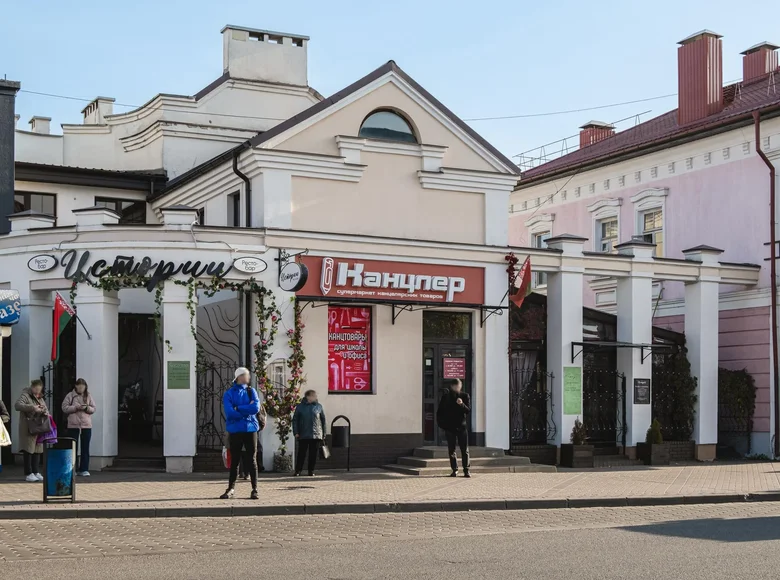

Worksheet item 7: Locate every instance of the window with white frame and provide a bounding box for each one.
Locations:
[630,188,667,257]
[597,218,619,253]
[587,198,621,254]
[532,231,550,287]
[640,209,663,256]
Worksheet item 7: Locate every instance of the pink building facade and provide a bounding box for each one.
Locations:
[510,31,780,456]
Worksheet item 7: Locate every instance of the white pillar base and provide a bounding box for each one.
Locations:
[166,456,193,474]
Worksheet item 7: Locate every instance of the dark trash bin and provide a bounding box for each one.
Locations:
[43,437,76,503]
[330,416,352,471]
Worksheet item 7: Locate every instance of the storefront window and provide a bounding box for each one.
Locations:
[422,312,471,341]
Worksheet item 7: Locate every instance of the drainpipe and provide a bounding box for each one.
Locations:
[754,111,780,458]
[232,143,253,370]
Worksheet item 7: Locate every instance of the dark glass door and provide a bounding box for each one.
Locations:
[422,343,472,446]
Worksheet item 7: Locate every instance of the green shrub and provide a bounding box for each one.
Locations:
[646,419,664,445]
[571,417,587,445]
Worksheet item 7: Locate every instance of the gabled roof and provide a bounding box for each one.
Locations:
[518,71,780,188]
[157,60,519,199]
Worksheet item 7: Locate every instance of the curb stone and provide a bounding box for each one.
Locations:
[1,492,779,520]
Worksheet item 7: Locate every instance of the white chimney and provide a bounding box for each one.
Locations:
[221,25,308,86]
[28,116,51,134]
[81,97,115,124]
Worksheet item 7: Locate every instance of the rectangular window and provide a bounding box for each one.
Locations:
[227,192,241,227]
[14,192,56,216]
[641,209,663,256]
[327,306,372,394]
[532,231,550,287]
[597,218,618,253]
[94,197,146,224]
[197,208,205,226]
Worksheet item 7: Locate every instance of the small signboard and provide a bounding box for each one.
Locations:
[0,290,21,326]
[167,361,191,389]
[634,378,651,405]
[443,358,466,379]
[563,367,582,415]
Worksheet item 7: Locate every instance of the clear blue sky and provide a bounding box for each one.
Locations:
[3,0,779,163]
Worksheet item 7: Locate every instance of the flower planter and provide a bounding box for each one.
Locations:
[559,444,594,468]
[637,442,670,466]
[260,416,294,471]
[273,452,294,473]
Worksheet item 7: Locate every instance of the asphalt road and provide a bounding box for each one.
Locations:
[3,502,780,579]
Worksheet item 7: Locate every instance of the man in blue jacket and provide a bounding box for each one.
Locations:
[220,367,261,499]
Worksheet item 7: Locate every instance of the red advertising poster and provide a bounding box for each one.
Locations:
[328,306,372,393]
[443,358,466,379]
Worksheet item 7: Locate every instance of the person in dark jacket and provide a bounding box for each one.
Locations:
[220,367,261,500]
[437,379,471,477]
[292,390,326,476]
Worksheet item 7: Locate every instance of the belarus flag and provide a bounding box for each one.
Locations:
[510,256,532,310]
[51,292,75,363]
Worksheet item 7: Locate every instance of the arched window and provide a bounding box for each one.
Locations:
[358,110,417,143]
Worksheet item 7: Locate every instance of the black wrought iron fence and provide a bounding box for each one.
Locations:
[582,367,626,446]
[196,362,238,451]
[652,353,696,441]
[510,366,556,444]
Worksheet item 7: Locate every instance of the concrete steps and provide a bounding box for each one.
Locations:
[383,446,557,476]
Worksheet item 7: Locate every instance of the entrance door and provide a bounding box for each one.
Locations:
[421,312,472,446]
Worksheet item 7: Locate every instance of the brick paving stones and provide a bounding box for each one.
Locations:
[0,462,777,519]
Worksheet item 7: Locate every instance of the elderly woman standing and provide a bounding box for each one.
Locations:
[292,390,327,477]
[15,379,49,482]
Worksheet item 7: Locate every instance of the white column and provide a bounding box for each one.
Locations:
[252,169,292,229]
[545,235,586,446]
[162,281,197,473]
[75,286,119,467]
[10,290,52,454]
[683,245,723,461]
[615,241,655,448]
[484,263,510,449]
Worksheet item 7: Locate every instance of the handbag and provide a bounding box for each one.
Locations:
[36,418,58,445]
[28,413,52,435]
[222,445,232,469]
[319,444,331,460]
[0,421,11,447]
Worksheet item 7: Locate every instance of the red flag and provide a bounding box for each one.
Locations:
[52,292,75,362]
[510,257,532,309]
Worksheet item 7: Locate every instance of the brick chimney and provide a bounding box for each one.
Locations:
[741,42,779,83]
[0,79,21,235]
[677,30,723,125]
[579,121,615,148]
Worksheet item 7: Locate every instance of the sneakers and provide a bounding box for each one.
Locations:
[219,488,235,499]
[450,470,458,478]
[25,474,38,482]
[250,489,259,500]
[464,470,471,478]
[35,473,44,481]
[77,471,91,477]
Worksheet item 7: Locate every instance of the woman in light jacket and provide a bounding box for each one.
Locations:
[62,378,96,476]
[292,390,326,477]
[15,379,48,482]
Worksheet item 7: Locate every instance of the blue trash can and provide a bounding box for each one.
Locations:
[43,438,76,503]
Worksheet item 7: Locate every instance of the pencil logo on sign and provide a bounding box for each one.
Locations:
[321,257,334,295]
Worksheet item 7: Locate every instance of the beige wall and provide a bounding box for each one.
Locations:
[291,153,485,244]
[302,303,422,435]
[279,81,497,173]
[301,304,487,437]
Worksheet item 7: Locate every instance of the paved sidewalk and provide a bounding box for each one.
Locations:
[0,462,779,519]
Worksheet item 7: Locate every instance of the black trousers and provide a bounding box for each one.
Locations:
[228,432,258,489]
[295,439,320,474]
[239,439,264,475]
[22,451,41,476]
[446,430,470,472]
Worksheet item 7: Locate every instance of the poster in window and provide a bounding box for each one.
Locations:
[327,306,371,393]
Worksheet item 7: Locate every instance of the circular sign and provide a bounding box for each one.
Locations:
[279,262,309,292]
[27,254,58,272]
[232,256,268,275]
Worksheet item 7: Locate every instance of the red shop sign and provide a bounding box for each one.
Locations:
[328,306,372,393]
[443,358,466,379]
[299,256,485,305]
